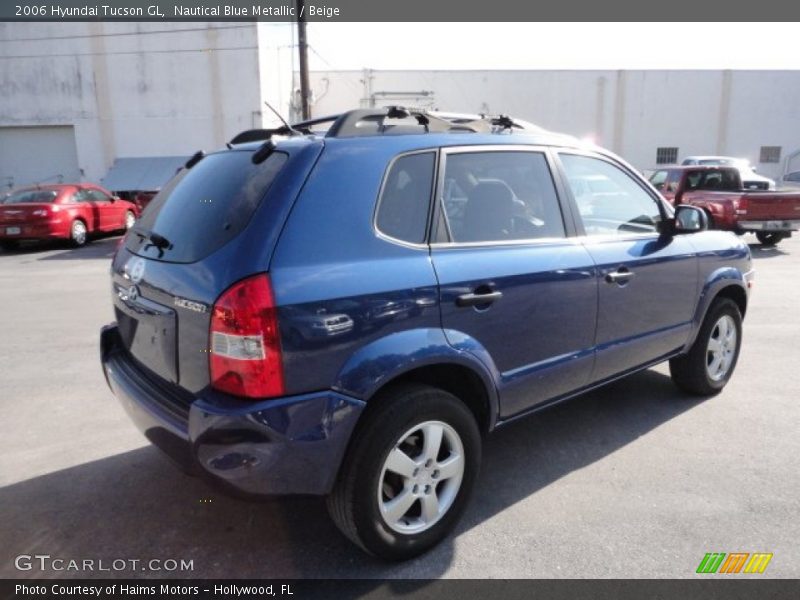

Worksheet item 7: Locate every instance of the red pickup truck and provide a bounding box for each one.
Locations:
[649,165,800,246]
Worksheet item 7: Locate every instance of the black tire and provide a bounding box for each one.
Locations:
[70,219,89,247]
[0,240,20,252]
[327,383,481,561]
[756,231,785,246]
[669,298,742,396]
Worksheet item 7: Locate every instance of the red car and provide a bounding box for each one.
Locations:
[0,183,138,250]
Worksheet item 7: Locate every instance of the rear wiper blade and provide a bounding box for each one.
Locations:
[133,227,173,254]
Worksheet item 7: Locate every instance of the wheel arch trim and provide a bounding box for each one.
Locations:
[684,267,748,351]
[332,327,501,430]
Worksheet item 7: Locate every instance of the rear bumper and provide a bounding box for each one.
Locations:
[0,221,67,240]
[100,324,365,496]
[737,219,800,232]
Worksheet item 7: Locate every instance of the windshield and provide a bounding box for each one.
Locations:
[124,150,288,263]
[3,189,58,204]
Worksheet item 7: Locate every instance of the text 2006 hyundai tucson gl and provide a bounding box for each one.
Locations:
[101,108,753,560]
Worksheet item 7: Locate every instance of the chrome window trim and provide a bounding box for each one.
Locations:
[372,148,439,251]
[553,147,672,239]
[431,144,571,248]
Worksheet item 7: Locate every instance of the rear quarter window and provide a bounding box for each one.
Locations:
[375,152,436,244]
[125,150,287,263]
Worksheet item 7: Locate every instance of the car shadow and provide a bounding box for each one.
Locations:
[0,370,702,582]
[747,243,789,259]
[36,236,121,261]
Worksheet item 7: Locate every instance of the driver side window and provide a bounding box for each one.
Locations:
[561,153,662,236]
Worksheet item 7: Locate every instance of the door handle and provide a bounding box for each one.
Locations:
[455,290,503,307]
[605,269,635,284]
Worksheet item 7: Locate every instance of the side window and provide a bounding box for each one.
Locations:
[87,189,111,202]
[685,170,703,190]
[441,151,565,243]
[72,190,90,203]
[649,170,668,190]
[665,171,682,193]
[376,152,435,244]
[560,153,663,236]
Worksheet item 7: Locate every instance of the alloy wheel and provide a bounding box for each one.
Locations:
[706,314,737,382]
[377,420,465,534]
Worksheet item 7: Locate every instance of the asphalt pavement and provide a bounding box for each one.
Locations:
[0,234,798,579]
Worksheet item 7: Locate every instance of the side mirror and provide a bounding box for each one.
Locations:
[111,195,119,202]
[671,205,708,234]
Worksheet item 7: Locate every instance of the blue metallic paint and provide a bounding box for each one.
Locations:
[101,130,753,499]
[191,391,364,496]
[431,241,598,418]
[102,324,364,495]
[581,233,699,382]
[683,231,751,349]
[332,327,500,426]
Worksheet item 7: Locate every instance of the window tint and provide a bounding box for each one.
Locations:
[125,150,287,263]
[376,152,435,244]
[561,154,662,236]
[685,169,739,191]
[441,151,564,243]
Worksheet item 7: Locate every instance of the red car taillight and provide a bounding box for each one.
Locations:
[734,196,748,215]
[209,274,284,399]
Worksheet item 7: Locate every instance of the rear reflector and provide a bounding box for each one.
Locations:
[209,274,284,399]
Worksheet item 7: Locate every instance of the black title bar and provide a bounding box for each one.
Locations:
[4,0,800,21]
[4,579,800,600]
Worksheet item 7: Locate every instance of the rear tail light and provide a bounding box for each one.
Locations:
[734,196,748,215]
[32,208,49,217]
[209,274,284,399]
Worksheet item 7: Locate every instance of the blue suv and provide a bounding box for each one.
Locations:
[101,108,753,560]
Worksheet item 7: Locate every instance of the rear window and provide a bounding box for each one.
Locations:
[685,169,739,192]
[3,189,58,204]
[125,150,287,263]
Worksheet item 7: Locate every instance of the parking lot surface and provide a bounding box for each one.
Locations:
[1,235,798,579]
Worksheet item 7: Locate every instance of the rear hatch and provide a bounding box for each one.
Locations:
[741,191,800,220]
[110,141,322,394]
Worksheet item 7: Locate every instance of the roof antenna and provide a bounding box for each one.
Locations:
[264,100,300,136]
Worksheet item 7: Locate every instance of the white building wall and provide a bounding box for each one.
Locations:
[307,69,800,179]
[256,24,296,126]
[0,23,265,184]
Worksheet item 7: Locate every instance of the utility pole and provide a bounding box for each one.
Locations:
[296,0,311,120]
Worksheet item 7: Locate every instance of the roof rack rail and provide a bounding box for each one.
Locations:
[326,106,487,137]
[228,107,544,144]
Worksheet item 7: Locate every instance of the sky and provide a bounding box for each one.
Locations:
[301,23,800,71]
